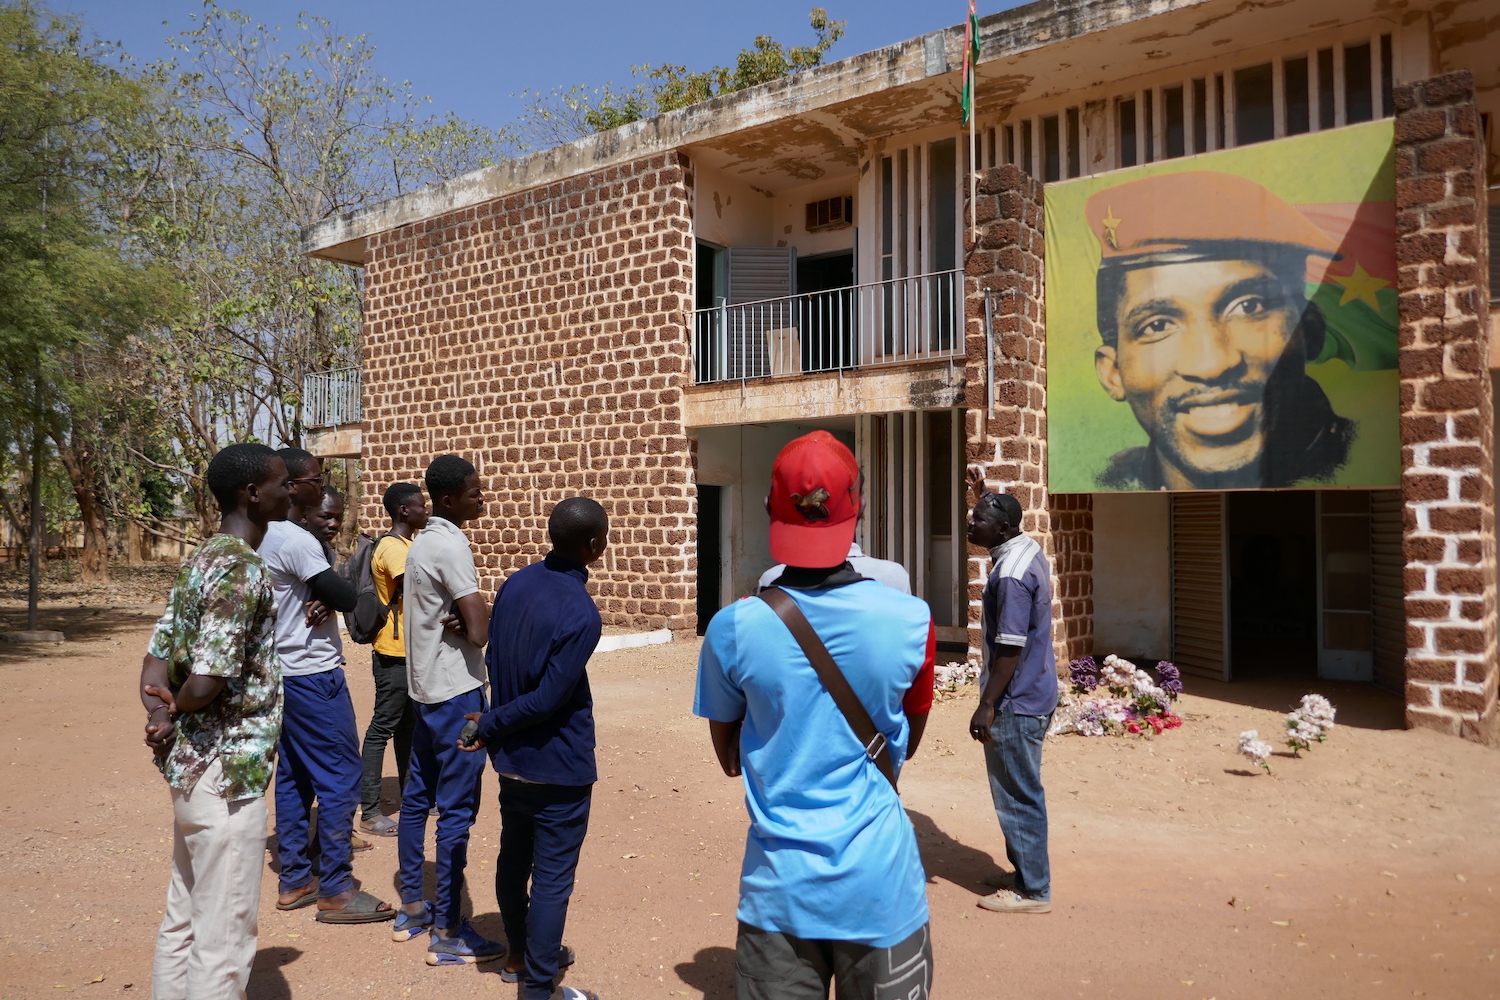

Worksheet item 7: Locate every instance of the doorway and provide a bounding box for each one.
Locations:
[1227,491,1318,679]
[696,484,724,635]
[795,250,855,373]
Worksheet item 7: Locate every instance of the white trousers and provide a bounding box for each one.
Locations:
[152,756,267,1000]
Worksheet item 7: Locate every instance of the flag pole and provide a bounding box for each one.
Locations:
[965,0,980,243]
[969,97,978,243]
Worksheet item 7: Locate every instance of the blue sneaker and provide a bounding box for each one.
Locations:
[391,901,433,943]
[425,920,506,966]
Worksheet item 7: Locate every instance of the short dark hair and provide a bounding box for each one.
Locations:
[978,491,1023,529]
[382,482,423,518]
[424,454,476,500]
[277,447,319,480]
[206,444,279,512]
[320,484,343,506]
[548,497,608,550]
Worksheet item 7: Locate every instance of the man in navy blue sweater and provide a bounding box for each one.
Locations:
[461,497,607,1000]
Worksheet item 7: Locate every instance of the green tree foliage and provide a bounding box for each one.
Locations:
[0,2,180,581]
[516,8,844,147]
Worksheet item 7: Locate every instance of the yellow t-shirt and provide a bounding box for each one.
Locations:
[372,533,414,658]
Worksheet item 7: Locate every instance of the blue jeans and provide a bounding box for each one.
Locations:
[496,779,592,1000]
[275,668,363,898]
[983,703,1052,900]
[396,687,488,930]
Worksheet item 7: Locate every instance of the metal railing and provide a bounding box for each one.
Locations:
[692,269,963,385]
[302,367,362,428]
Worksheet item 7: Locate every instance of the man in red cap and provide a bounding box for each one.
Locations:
[694,429,937,1000]
[1085,171,1354,489]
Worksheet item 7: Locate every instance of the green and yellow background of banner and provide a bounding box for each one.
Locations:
[1044,120,1400,493]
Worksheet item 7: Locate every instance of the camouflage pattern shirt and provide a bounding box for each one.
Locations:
[147,533,282,801]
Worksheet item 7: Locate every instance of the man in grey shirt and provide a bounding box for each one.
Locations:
[759,541,911,594]
[394,454,504,965]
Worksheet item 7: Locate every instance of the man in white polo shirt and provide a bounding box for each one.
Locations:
[393,454,503,966]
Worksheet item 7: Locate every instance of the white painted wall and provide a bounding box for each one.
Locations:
[1092,492,1172,659]
[771,176,858,258]
[694,163,774,248]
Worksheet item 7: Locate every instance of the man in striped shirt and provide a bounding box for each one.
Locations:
[965,487,1057,914]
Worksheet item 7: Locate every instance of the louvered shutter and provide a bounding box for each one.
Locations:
[1370,490,1406,692]
[725,248,795,379]
[1171,492,1230,681]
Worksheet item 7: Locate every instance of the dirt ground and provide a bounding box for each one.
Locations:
[2,570,1498,999]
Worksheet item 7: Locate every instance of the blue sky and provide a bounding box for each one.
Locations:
[62,1,1024,134]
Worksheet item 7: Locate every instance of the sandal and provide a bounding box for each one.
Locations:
[314,889,396,924]
[501,946,576,983]
[275,883,319,911]
[360,815,399,837]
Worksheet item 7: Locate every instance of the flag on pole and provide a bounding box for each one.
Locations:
[960,0,980,125]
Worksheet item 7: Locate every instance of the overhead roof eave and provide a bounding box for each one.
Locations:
[298,0,1237,264]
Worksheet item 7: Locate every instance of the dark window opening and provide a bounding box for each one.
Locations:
[1192,78,1208,152]
[1317,48,1335,129]
[1021,119,1033,176]
[1118,98,1138,167]
[928,139,957,351]
[1065,106,1081,177]
[1214,74,1226,147]
[1042,115,1061,182]
[1234,63,1275,145]
[1004,124,1015,166]
[1164,85,1185,158]
[1143,91,1156,162]
[1284,56,1310,135]
[1380,34,1393,117]
[1345,42,1373,123]
[695,485,722,635]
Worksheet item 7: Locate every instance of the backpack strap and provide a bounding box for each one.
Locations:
[756,586,898,791]
[372,533,403,640]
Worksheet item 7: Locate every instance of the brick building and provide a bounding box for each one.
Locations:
[303,0,1499,744]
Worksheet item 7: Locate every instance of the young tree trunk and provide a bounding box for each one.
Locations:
[51,419,110,584]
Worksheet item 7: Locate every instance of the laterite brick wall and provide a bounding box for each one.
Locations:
[963,165,1093,669]
[359,153,700,633]
[1393,70,1497,744]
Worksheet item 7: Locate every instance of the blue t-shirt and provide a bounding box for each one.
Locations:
[694,579,930,947]
[981,533,1058,716]
[478,553,602,785]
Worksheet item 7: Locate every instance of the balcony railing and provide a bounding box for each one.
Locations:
[303,367,362,428]
[691,268,963,385]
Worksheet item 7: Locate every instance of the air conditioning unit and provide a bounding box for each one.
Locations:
[805,196,853,233]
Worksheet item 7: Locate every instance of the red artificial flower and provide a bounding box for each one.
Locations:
[1126,722,1141,734]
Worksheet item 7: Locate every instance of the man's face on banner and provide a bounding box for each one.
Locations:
[1094,257,1301,486]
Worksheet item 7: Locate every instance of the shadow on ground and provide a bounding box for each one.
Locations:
[674,946,736,1000]
[907,810,996,897]
[248,945,299,999]
[1184,674,1403,731]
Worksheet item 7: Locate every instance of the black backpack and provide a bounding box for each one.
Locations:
[340,533,401,644]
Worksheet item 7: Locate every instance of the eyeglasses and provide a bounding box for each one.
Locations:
[288,474,326,486]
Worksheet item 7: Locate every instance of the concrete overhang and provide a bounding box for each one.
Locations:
[682,362,965,428]
[302,0,1472,264]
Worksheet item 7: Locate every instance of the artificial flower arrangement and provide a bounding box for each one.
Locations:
[1051,654,1183,737]
[1236,694,1337,774]
[934,661,981,698]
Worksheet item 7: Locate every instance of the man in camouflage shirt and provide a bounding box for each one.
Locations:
[141,443,289,1000]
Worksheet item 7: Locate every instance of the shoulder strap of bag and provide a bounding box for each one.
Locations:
[372,533,403,639]
[757,586,897,791]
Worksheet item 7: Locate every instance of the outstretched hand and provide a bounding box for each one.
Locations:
[965,466,987,507]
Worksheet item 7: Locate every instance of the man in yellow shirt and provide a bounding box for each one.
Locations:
[359,482,429,837]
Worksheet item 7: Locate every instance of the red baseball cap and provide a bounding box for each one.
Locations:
[767,430,861,568]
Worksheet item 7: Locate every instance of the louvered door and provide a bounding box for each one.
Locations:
[1170,492,1230,681]
[1369,490,1405,692]
[725,247,795,379]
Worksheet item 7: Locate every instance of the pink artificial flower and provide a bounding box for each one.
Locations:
[1126,721,1141,734]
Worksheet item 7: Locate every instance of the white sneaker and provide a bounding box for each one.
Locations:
[549,988,599,1000]
[976,888,1051,913]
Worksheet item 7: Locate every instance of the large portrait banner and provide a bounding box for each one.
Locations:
[1045,120,1399,493]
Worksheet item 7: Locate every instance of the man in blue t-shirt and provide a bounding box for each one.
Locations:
[965,485,1059,914]
[695,430,936,1000]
